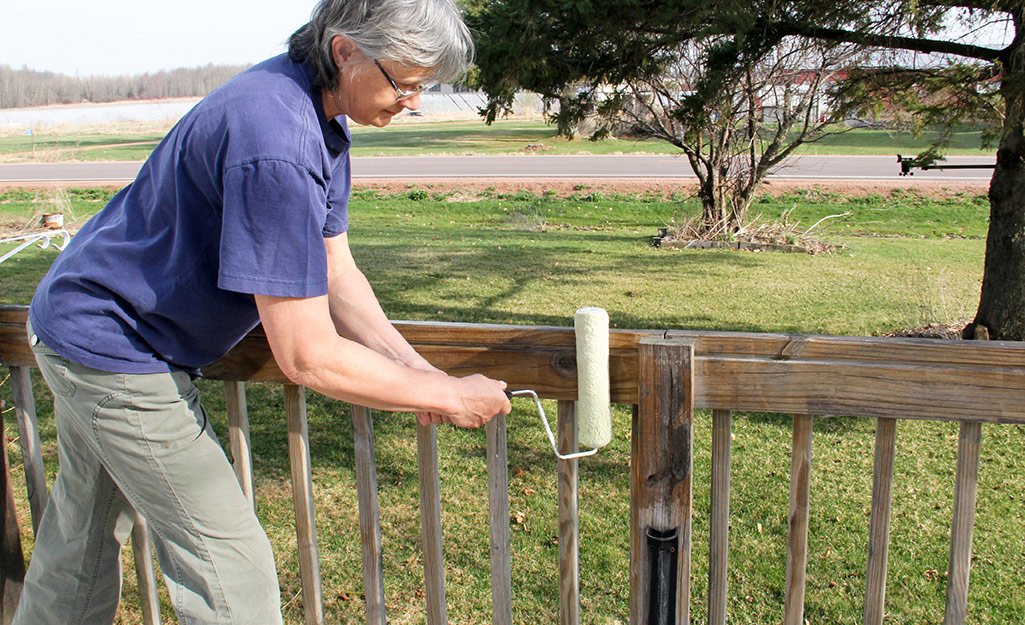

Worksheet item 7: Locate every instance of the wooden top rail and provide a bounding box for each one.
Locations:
[4,305,1025,423]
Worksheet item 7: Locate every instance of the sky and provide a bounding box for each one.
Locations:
[0,1,318,76]
[0,2,1016,78]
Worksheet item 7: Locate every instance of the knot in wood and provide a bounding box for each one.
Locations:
[552,351,577,378]
[646,466,689,488]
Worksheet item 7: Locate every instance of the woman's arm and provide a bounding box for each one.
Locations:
[252,234,510,427]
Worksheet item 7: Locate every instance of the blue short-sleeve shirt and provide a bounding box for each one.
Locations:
[29,54,351,374]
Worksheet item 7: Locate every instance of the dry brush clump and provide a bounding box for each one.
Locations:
[0,188,79,237]
[662,206,849,254]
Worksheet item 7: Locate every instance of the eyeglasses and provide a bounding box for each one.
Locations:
[372,59,434,102]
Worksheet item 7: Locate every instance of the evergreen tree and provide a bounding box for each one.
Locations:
[472,1,1024,340]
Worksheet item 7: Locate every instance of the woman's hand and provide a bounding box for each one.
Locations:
[415,374,511,429]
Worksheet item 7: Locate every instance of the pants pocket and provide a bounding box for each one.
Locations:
[34,351,78,397]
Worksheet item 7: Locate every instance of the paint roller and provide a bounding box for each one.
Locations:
[508,307,613,460]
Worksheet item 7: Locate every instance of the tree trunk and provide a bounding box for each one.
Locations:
[967,30,1025,341]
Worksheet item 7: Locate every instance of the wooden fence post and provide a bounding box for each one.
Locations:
[487,412,512,625]
[557,400,580,625]
[351,405,387,625]
[783,414,814,625]
[417,423,448,625]
[8,367,47,534]
[224,381,256,513]
[708,409,733,625]
[631,337,695,625]
[863,418,897,625]
[0,405,25,624]
[131,514,162,625]
[285,384,324,625]
[943,421,982,625]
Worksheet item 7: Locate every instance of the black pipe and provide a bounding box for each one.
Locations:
[897,154,995,176]
[646,526,679,625]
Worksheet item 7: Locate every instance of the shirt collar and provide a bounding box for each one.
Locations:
[302,59,351,154]
[316,99,351,155]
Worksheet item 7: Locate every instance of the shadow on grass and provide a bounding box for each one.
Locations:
[355,225,768,329]
[0,252,61,305]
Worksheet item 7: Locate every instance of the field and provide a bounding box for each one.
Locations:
[0,118,995,162]
[3,180,1022,625]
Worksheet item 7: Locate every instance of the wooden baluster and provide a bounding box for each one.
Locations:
[557,400,579,625]
[351,405,386,625]
[708,409,732,625]
[863,418,897,625]
[783,414,814,625]
[487,412,512,625]
[1,404,26,623]
[8,367,47,534]
[943,421,982,625]
[224,381,256,513]
[285,384,324,625]
[631,337,695,625]
[131,514,162,625]
[417,423,448,625]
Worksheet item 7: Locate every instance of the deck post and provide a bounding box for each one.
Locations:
[631,337,695,625]
[224,381,256,513]
[0,406,25,624]
[708,409,732,625]
[863,418,897,625]
[131,514,162,625]
[8,367,47,534]
[487,412,512,625]
[557,400,580,625]
[783,414,814,625]
[418,423,449,625]
[351,405,387,625]
[285,384,324,625]
[942,421,982,625]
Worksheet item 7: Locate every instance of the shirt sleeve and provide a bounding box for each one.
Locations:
[218,159,331,297]
[323,152,351,238]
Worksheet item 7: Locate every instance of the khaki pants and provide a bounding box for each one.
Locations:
[14,323,282,625]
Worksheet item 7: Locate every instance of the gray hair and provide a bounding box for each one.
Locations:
[288,0,474,90]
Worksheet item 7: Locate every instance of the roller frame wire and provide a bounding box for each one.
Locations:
[507,390,599,460]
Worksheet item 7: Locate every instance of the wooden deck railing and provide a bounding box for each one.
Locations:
[2,304,1024,625]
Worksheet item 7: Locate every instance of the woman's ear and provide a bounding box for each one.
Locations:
[330,35,359,68]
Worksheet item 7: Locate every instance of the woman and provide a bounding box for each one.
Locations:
[15,1,510,623]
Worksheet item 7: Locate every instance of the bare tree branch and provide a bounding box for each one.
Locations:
[767,19,1005,61]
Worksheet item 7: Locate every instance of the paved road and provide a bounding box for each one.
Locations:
[0,154,996,185]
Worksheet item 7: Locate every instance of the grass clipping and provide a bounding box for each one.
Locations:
[662,207,847,255]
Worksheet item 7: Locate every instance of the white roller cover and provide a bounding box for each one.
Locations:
[574,307,613,449]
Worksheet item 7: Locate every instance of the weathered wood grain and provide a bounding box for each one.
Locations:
[943,421,982,625]
[557,400,579,625]
[351,405,386,625]
[224,381,256,513]
[863,418,897,625]
[0,412,25,624]
[285,384,324,625]
[131,515,162,625]
[487,413,512,625]
[417,424,448,625]
[8,367,46,534]
[4,306,1024,423]
[708,409,732,625]
[631,338,694,625]
[784,415,814,625]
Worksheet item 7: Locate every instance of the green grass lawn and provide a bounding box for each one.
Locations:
[0,132,165,158]
[0,119,994,162]
[2,186,1021,625]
